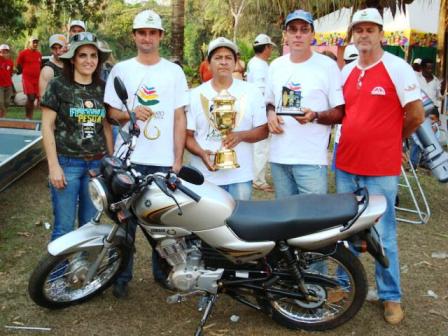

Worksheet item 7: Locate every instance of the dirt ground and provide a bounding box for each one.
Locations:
[0,161,447,336]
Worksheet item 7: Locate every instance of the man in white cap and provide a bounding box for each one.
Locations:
[247,34,276,192]
[299,7,424,324]
[266,9,344,198]
[343,44,359,64]
[17,37,42,119]
[104,9,189,298]
[39,34,67,97]
[68,20,86,37]
[186,37,268,200]
[412,57,422,74]
[0,44,14,117]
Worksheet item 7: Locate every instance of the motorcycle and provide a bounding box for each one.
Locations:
[28,77,389,335]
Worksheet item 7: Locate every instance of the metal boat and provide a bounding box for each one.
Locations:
[0,119,45,192]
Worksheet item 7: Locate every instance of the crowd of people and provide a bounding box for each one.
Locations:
[3,6,443,326]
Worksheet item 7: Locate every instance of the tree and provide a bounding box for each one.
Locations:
[171,0,185,62]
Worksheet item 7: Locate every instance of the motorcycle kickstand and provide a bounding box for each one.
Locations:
[194,294,217,336]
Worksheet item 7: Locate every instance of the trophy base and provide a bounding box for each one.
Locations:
[214,149,240,170]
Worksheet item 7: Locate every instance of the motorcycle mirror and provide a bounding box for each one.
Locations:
[114,77,128,103]
[178,166,204,185]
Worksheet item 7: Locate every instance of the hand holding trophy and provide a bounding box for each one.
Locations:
[209,90,240,169]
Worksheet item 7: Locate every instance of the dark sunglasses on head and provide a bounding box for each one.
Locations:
[71,32,97,43]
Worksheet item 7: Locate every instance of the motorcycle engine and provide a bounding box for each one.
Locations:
[156,238,223,293]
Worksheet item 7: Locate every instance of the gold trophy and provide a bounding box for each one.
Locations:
[209,90,240,169]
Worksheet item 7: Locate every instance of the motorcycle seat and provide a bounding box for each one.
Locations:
[226,193,358,242]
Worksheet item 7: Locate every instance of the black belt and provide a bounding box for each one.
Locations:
[82,153,105,161]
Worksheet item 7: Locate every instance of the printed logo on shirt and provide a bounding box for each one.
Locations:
[69,99,106,139]
[371,86,386,96]
[405,84,417,92]
[137,85,160,106]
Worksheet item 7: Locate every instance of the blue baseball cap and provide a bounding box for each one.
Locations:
[285,10,314,28]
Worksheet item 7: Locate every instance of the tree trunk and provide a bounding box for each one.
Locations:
[171,0,185,62]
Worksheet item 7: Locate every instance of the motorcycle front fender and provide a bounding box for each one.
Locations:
[48,222,125,256]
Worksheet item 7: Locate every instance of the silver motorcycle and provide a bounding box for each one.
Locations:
[29,78,389,335]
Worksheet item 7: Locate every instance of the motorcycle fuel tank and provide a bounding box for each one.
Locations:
[133,179,235,231]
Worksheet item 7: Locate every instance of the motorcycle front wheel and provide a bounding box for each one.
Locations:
[260,244,367,331]
[28,238,129,309]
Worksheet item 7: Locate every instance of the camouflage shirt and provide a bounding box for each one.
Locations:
[41,76,107,157]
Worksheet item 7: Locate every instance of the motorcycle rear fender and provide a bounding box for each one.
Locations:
[287,195,387,250]
[47,222,125,256]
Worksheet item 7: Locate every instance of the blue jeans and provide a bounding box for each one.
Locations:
[270,163,328,199]
[50,155,101,241]
[115,165,171,285]
[336,169,401,302]
[220,181,252,200]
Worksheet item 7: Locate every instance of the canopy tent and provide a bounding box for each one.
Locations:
[313,0,440,48]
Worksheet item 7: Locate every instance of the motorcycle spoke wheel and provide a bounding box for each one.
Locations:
[262,245,367,331]
[29,241,129,309]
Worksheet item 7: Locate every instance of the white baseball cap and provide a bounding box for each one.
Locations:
[133,10,164,31]
[343,44,359,61]
[69,20,86,31]
[0,44,10,50]
[253,34,276,47]
[207,37,238,57]
[413,58,422,65]
[349,8,383,30]
[49,34,67,48]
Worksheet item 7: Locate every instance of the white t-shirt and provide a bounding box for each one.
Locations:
[417,74,442,108]
[187,79,267,185]
[104,58,188,166]
[247,56,269,95]
[265,52,345,165]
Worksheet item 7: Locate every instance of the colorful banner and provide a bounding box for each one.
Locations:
[313,30,438,48]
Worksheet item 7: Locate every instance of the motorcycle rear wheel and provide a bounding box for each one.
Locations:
[28,239,129,309]
[260,245,367,331]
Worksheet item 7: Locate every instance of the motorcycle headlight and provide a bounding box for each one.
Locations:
[88,178,108,211]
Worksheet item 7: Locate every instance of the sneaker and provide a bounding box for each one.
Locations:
[253,182,274,192]
[383,301,404,325]
[112,282,129,299]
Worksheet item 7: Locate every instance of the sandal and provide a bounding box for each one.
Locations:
[253,182,274,192]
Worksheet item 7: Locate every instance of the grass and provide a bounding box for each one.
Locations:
[0,162,447,335]
[4,106,42,120]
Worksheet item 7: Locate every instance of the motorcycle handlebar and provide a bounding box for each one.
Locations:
[176,182,201,203]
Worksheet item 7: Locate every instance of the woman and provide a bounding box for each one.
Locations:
[41,32,113,241]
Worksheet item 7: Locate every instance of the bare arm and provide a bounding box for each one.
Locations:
[267,103,285,134]
[222,124,269,149]
[106,105,153,125]
[102,117,113,155]
[402,99,425,139]
[186,130,215,171]
[294,105,345,125]
[41,106,66,189]
[39,66,54,98]
[172,107,186,173]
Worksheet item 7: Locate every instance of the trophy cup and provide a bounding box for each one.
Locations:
[209,90,240,169]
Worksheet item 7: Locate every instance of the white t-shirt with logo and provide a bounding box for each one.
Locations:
[247,56,269,95]
[104,58,189,166]
[265,52,344,165]
[187,79,267,185]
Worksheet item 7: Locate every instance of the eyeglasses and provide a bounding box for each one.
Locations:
[286,26,312,35]
[71,32,97,43]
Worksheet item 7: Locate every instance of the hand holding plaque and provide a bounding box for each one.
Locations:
[209,90,240,169]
